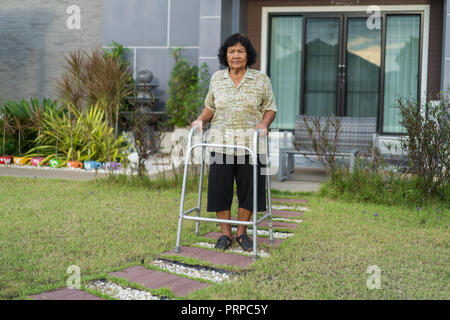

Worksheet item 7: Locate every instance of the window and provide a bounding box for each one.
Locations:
[268,12,422,134]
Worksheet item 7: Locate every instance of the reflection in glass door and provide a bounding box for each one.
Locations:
[345,17,381,117]
[303,18,340,116]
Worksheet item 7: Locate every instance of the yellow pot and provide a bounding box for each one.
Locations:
[13,157,30,165]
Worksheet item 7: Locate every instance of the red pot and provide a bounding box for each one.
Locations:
[0,156,13,165]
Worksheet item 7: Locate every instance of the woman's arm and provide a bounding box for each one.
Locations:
[191,107,214,131]
[255,110,276,135]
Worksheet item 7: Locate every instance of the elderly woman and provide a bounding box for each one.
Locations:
[191,33,277,251]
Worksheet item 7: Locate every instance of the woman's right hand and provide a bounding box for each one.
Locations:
[191,119,203,132]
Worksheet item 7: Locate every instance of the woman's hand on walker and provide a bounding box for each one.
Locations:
[191,119,203,132]
[255,122,269,136]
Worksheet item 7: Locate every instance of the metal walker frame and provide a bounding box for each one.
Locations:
[174,125,274,261]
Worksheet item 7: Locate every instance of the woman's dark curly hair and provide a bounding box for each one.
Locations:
[218,33,257,67]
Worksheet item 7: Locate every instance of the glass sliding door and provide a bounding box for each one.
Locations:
[304,18,340,116]
[345,18,381,117]
[267,12,422,134]
[383,15,421,133]
[269,16,302,129]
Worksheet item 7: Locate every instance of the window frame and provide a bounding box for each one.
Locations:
[265,8,426,135]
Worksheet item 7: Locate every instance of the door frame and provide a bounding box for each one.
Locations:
[261,5,429,134]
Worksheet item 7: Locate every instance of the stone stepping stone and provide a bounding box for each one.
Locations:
[109,266,209,297]
[30,288,104,300]
[258,220,299,229]
[162,246,254,268]
[226,218,299,230]
[272,198,309,205]
[203,232,285,248]
[272,210,305,218]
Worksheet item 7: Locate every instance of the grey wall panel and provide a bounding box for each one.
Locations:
[103,0,168,46]
[200,0,222,16]
[0,0,103,106]
[136,48,198,106]
[170,0,200,47]
[199,18,222,57]
[221,19,233,44]
[199,58,221,74]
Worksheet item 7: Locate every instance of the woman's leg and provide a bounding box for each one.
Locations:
[236,208,252,237]
[217,210,232,239]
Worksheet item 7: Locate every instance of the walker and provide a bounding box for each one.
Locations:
[174,125,274,261]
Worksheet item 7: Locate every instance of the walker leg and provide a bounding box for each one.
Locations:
[195,133,206,236]
[175,130,195,253]
[252,149,258,261]
[267,168,274,245]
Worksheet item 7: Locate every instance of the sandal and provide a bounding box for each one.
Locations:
[214,235,233,250]
[236,234,253,251]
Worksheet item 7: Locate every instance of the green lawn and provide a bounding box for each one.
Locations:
[0,176,448,300]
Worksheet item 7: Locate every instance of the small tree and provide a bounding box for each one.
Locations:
[166,48,210,127]
[295,115,342,185]
[398,95,449,195]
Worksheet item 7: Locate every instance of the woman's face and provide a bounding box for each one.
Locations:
[226,42,247,71]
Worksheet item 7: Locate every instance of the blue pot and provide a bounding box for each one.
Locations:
[84,160,102,170]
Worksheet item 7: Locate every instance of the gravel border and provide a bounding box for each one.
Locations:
[86,280,163,300]
[272,217,304,224]
[226,227,294,239]
[195,242,271,258]
[272,204,310,211]
[152,259,236,283]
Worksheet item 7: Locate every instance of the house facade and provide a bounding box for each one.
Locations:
[1,0,448,161]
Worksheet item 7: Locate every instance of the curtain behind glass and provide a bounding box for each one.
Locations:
[269,16,302,130]
[346,18,381,117]
[304,18,340,116]
[383,15,420,133]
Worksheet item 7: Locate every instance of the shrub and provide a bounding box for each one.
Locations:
[0,98,60,156]
[26,103,131,165]
[166,48,210,127]
[295,115,341,185]
[398,95,449,195]
[56,46,133,136]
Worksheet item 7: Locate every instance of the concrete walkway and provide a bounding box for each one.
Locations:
[0,165,328,192]
[270,167,328,193]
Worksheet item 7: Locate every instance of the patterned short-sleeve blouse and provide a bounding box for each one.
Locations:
[204,67,277,155]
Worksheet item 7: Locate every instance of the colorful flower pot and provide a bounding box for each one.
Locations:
[48,159,62,168]
[0,156,13,165]
[84,160,102,170]
[67,161,83,169]
[103,161,122,170]
[31,157,45,166]
[13,157,30,165]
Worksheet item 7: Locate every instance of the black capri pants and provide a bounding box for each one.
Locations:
[207,152,266,213]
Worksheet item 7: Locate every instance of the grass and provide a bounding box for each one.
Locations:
[0,175,448,300]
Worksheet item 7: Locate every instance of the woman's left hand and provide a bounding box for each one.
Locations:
[255,122,269,136]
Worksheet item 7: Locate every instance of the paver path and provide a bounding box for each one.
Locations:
[29,197,308,300]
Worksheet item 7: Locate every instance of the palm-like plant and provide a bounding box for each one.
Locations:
[0,104,14,156]
[4,100,32,157]
[56,51,87,110]
[56,48,133,137]
[27,103,131,165]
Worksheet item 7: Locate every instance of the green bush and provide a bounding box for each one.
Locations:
[166,48,210,127]
[319,157,449,208]
[0,98,60,156]
[26,103,131,165]
[398,95,449,195]
[56,46,133,136]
